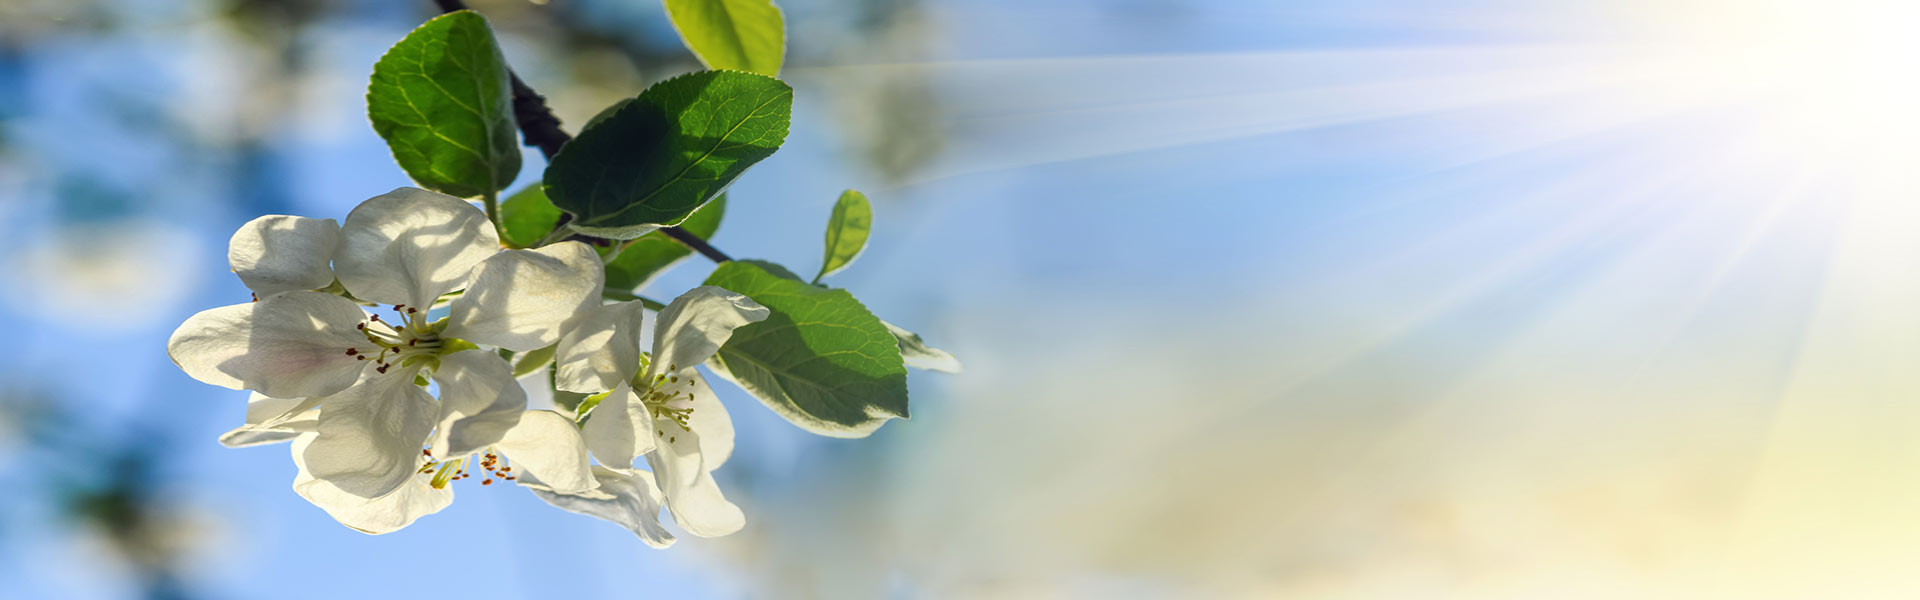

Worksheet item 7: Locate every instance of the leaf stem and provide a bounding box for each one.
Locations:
[481,189,501,236]
[432,0,733,263]
[532,223,576,248]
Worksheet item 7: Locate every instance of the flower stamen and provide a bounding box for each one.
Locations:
[427,456,467,489]
[348,304,449,376]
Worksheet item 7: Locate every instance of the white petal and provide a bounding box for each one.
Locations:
[167,292,372,399]
[428,350,526,458]
[645,286,769,380]
[644,399,747,536]
[292,434,450,534]
[682,372,734,471]
[647,411,706,497]
[335,187,499,307]
[229,215,341,298]
[580,381,656,468]
[303,371,438,498]
[648,451,745,538]
[218,393,321,448]
[526,467,675,548]
[552,300,645,394]
[221,421,314,448]
[242,393,313,426]
[494,410,595,494]
[443,242,604,351]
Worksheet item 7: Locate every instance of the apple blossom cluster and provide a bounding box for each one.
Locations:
[162,0,959,544]
[169,188,761,544]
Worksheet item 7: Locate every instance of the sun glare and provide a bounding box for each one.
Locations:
[1648,0,1920,160]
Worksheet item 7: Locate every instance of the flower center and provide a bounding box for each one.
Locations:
[636,364,695,439]
[348,304,444,374]
[416,449,518,489]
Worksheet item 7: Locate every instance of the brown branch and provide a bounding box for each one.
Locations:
[659,226,733,262]
[507,74,569,160]
[433,0,731,262]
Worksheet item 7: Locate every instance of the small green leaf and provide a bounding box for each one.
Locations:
[704,260,908,437]
[815,189,872,283]
[882,320,961,374]
[511,344,557,378]
[544,70,792,239]
[604,195,727,292]
[498,185,563,248]
[663,0,786,76]
[367,11,521,198]
[574,390,613,422]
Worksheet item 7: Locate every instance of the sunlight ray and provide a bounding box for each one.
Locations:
[797,45,1707,182]
[1715,187,1920,596]
[1247,132,1816,521]
[1639,185,1824,367]
[995,147,1729,520]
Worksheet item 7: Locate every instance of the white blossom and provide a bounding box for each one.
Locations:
[168,187,603,533]
[545,286,768,539]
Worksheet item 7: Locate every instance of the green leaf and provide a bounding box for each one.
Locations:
[573,390,612,422]
[703,260,908,437]
[498,185,563,248]
[663,0,787,76]
[882,320,961,373]
[604,195,727,292]
[544,70,792,239]
[367,11,521,198]
[511,344,557,378]
[815,189,872,283]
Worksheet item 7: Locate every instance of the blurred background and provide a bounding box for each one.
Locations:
[6,0,1920,597]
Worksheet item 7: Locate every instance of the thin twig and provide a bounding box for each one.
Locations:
[659,226,733,262]
[506,74,569,160]
[433,0,731,262]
